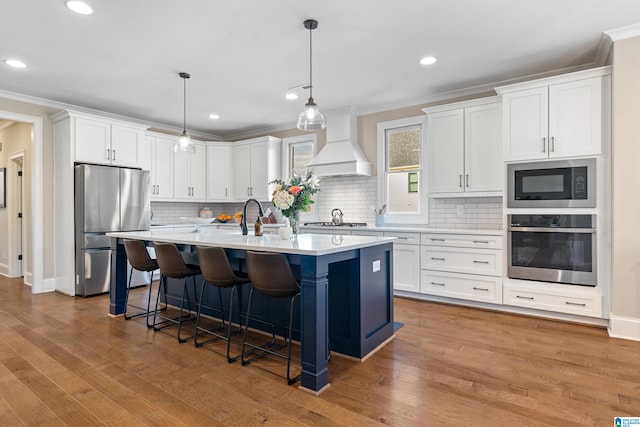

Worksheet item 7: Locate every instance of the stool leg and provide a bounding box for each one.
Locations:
[287,294,301,385]
[194,279,207,347]
[177,277,194,343]
[241,288,255,366]
[152,274,166,330]
[226,285,238,363]
[124,268,134,320]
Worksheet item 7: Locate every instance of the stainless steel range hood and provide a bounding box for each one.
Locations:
[306,111,372,177]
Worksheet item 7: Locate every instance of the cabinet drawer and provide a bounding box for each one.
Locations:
[421,271,502,303]
[383,231,420,245]
[422,233,502,249]
[353,230,383,237]
[503,285,602,318]
[421,246,501,276]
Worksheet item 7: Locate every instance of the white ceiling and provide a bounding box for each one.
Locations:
[1,1,639,139]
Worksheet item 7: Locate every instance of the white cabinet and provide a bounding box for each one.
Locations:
[67,113,145,168]
[174,141,206,201]
[420,232,503,304]
[503,279,602,318]
[147,135,174,200]
[497,68,609,161]
[424,98,502,196]
[206,143,231,201]
[385,231,420,293]
[231,136,282,201]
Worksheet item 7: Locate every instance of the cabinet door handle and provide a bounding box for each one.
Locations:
[430,238,445,242]
[516,295,534,300]
[465,174,469,187]
[430,281,446,286]
[542,137,546,152]
[396,237,409,240]
[565,301,586,307]
[112,149,116,161]
[473,260,490,264]
[106,148,111,160]
[473,287,489,291]
[225,188,228,197]
[431,257,446,261]
[156,185,160,195]
[473,240,489,244]
[459,175,462,188]
[551,136,555,152]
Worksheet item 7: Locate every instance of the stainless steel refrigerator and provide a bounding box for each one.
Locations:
[75,164,150,296]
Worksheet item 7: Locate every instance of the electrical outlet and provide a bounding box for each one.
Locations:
[456,205,464,216]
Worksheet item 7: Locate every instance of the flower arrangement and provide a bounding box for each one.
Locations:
[270,171,320,234]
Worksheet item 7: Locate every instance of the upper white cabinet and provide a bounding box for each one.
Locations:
[53,111,146,169]
[206,143,231,201]
[174,141,206,201]
[146,134,174,200]
[424,98,503,196]
[496,67,610,162]
[231,136,282,201]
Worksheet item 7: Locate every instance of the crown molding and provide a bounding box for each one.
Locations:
[605,23,640,42]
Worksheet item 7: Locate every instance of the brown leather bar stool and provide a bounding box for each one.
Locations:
[241,250,301,385]
[152,242,201,343]
[194,246,251,362]
[122,239,160,327]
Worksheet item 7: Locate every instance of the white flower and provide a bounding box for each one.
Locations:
[272,189,294,210]
[306,173,320,190]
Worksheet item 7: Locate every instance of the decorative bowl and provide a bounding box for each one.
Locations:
[215,219,230,223]
[180,216,214,225]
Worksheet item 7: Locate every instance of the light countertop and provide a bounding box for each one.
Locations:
[107,229,395,256]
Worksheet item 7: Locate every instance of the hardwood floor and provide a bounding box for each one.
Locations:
[0,276,638,426]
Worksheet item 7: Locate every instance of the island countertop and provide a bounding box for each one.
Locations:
[106,229,395,256]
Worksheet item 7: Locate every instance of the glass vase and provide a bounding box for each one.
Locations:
[288,212,299,239]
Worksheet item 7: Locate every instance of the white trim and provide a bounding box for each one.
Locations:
[7,150,25,278]
[376,115,428,225]
[604,23,640,42]
[0,110,44,293]
[0,262,8,276]
[495,66,612,94]
[608,313,640,342]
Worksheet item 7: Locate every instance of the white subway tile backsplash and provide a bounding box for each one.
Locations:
[151,177,504,230]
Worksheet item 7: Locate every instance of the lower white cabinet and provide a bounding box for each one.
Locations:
[503,279,602,318]
[421,270,501,304]
[420,232,503,304]
[385,231,420,293]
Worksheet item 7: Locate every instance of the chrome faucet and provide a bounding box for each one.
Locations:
[240,198,264,235]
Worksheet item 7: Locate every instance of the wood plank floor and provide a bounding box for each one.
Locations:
[0,276,639,426]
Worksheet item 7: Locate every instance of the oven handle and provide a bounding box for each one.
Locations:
[508,227,596,233]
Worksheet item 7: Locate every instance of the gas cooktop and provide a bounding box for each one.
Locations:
[304,221,368,227]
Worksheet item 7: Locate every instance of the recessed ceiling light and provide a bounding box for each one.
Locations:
[209,113,220,120]
[420,56,437,65]
[4,59,26,69]
[285,92,299,100]
[65,1,93,15]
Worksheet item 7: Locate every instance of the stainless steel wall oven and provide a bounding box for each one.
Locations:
[508,214,597,286]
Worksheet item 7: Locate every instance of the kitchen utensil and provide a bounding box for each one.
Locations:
[331,208,344,226]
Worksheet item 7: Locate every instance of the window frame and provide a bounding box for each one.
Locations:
[376,115,428,225]
[281,134,318,222]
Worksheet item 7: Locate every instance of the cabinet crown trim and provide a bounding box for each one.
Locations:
[495,66,611,95]
[422,96,501,115]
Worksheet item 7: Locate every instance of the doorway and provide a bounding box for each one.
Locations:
[8,151,25,278]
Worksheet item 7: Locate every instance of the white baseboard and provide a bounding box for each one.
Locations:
[0,263,8,277]
[608,313,640,341]
[23,271,33,287]
[41,277,56,293]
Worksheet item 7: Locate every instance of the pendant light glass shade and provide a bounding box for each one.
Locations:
[297,19,326,131]
[174,72,195,153]
[297,97,326,131]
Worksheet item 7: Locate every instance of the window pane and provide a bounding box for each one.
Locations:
[388,171,419,213]
[290,143,313,176]
[386,125,420,171]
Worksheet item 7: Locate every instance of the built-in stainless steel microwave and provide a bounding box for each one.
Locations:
[507,158,596,208]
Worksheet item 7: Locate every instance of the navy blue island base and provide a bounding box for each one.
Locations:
[108,230,395,394]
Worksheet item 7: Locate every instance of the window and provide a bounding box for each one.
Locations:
[282,134,317,220]
[377,116,428,224]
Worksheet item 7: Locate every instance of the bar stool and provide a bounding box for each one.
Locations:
[194,246,251,362]
[122,239,159,327]
[241,251,301,385]
[152,242,201,343]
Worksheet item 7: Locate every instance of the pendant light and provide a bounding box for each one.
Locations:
[174,72,196,153]
[297,19,326,131]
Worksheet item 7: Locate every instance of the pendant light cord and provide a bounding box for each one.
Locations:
[309,24,313,100]
[183,75,187,133]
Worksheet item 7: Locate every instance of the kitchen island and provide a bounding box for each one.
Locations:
[106,228,395,394]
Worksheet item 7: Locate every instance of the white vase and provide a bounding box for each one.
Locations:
[279,225,292,240]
